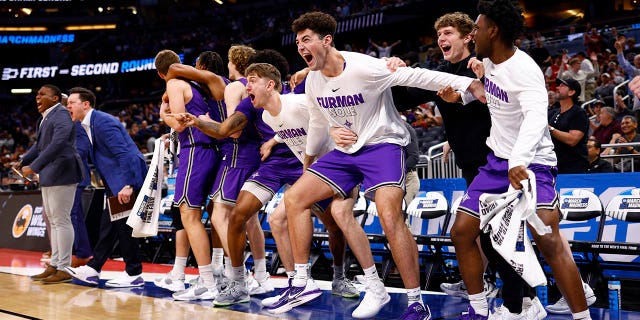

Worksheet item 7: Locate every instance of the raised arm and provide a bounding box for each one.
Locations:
[166,64,226,100]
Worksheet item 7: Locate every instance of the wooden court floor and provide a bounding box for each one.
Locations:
[0,248,638,320]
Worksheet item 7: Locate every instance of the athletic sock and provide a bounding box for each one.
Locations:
[468,292,488,316]
[407,287,423,306]
[292,263,308,287]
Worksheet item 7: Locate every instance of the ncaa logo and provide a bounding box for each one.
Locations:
[12,204,33,238]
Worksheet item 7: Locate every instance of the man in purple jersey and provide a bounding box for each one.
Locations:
[156,49,224,300]
[153,51,230,294]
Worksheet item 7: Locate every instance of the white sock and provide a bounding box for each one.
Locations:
[572,310,591,320]
[171,256,187,279]
[468,292,488,316]
[333,264,344,280]
[407,287,423,306]
[292,264,308,287]
[231,266,246,283]
[363,265,379,282]
[198,264,215,288]
[254,258,268,281]
[286,271,295,281]
[224,256,232,278]
[211,248,224,269]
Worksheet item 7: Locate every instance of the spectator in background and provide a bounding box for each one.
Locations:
[575,51,598,100]
[592,106,622,155]
[613,94,635,122]
[584,27,604,56]
[603,26,619,52]
[369,38,402,58]
[615,37,640,117]
[529,38,551,68]
[548,78,589,173]
[545,53,564,91]
[558,57,595,102]
[613,115,640,172]
[587,100,604,136]
[548,90,559,110]
[587,138,613,173]
[593,73,615,105]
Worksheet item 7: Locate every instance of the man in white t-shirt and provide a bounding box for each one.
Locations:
[243,63,390,318]
[455,1,591,320]
[284,11,484,320]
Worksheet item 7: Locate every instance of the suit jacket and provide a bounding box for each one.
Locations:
[75,122,92,188]
[89,110,147,195]
[22,103,83,187]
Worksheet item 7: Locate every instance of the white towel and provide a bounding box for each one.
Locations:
[479,170,550,287]
[127,137,165,238]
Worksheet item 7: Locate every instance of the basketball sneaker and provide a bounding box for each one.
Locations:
[488,305,525,320]
[331,277,359,298]
[522,297,547,320]
[265,278,322,314]
[247,274,275,295]
[440,280,499,299]
[400,302,432,320]
[262,278,292,307]
[153,272,186,292]
[545,282,596,314]
[172,277,217,301]
[212,280,250,306]
[65,265,100,286]
[351,279,390,318]
[459,306,488,320]
[105,272,144,288]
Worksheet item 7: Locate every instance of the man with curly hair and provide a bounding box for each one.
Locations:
[455,1,591,319]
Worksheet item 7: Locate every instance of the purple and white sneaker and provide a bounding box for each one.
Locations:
[265,278,322,314]
[459,306,488,320]
[65,265,100,286]
[400,302,432,320]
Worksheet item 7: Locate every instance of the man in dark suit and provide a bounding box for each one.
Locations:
[64,87,148,288]
[20,84,83,284]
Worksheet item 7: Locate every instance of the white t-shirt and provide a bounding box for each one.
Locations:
[262,94,333,163]
[304,51,473,155]
[482,49,557,169]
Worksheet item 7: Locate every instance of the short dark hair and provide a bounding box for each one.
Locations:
[477,0,524,46]
[197,51,224,75]
[588,138,601,150]
[292,11,337,39]
[68,87,96,108]
[42,84,62,101]
[248,49,289,81]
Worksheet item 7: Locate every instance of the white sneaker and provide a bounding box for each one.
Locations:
[545,282,596,314]
[153,272,185,292]
[105,272,145,288]
[172,277,217,301]
[440,279,499,299]
[489,305,525,320]
[521,297,547,320]
[351,279,390,319]
[248,274,275,295]
[65,265,100,286]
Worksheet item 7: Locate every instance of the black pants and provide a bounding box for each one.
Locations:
[88,205,142,276]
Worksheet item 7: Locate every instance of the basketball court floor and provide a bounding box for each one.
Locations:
[0,248,637,319]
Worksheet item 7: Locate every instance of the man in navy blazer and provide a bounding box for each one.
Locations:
[64,87,149,288]
[20,84,83,284]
